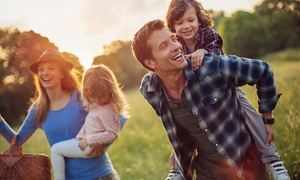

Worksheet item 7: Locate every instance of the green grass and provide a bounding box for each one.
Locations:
[0,90,172,180]
[1,48,300,179]
[241,53,300,179]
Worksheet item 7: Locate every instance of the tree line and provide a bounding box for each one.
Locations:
[0,0,299,124]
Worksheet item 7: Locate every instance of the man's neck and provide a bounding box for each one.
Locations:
[160,71,185,102]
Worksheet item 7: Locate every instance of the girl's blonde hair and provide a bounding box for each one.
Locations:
[30,65,81,127]
[82,64,129,117]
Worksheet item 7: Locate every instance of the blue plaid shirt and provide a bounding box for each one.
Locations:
[177,26,223,55]
[140,53,281,179]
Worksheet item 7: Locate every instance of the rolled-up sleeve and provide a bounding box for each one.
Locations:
[218,54,281,113]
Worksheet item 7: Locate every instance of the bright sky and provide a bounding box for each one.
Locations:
[0,0,262,69]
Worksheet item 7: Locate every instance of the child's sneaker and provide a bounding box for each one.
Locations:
[165,170,183,180]
[267,160,290,180]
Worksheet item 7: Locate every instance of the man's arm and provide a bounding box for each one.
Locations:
[218,54,281,145]
[218,54,281,113]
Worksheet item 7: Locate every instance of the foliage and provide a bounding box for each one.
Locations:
[218,11,272,58]
[93,40,147,90]
[208,10,225,30]
[217,0,300,58]
[255,0,300,50]
[254,0,300,16]
[0,28,84,124]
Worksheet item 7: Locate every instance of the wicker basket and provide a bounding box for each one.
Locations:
[0,135,52,180]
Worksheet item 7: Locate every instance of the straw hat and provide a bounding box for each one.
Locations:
[29,48,73,73]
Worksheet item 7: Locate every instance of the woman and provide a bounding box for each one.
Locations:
[0,48,126,180]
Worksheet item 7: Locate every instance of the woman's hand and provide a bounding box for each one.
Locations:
[87,144,107,157]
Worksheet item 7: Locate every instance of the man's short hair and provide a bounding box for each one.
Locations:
[131,19,165,71]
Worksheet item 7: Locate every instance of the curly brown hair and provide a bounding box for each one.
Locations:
[165,0,213,33]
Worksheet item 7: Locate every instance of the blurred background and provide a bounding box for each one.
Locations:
[0,0,300,179]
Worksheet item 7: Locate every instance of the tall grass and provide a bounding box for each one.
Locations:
[1,48,299,179]
[241,48,300,179]
[0,90,172,180]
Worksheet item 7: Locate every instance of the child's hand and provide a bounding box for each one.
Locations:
[185,49,208,70]
[78,138,88,151]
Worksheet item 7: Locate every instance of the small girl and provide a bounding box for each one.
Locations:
[165,0,289,179]
[51,64,129,180]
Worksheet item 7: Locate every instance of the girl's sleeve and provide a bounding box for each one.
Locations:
[86,108,120,145]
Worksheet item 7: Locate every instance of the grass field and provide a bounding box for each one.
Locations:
[1,48,300,179]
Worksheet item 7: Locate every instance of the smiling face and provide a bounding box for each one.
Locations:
[37,61,63,90]
[144,27,187,75]
[174,4,200,43]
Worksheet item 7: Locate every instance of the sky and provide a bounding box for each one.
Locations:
[0,0,262,69]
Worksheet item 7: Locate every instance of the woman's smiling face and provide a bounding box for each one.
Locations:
[37,61,63,90]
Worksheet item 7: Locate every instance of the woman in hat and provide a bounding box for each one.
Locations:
[0,48,127,180]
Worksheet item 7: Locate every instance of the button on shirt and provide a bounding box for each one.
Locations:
[139,53,281,179]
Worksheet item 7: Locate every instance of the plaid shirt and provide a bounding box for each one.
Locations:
[140,53,281,179]
[177,26,223,55]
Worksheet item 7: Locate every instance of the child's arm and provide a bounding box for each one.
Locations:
[85,110,120,148]
[202,27,223,55]
[185,49,208,71]
[86,115,128,157]
[187,27,223,70]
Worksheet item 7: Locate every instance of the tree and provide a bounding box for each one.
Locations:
[208,10,225,31]
[0,28,84,124]
[218,11,272,58]
[0,28,57,123]
[93,40,147,90]
[254,0,300,50]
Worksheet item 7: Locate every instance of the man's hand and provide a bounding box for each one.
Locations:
[261,112,274,146]
[87,144,107,157]
[265,124,274,146]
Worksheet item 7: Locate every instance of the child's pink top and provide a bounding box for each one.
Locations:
[76,103,120,145]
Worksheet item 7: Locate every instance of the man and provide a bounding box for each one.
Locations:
[131,19,282,179]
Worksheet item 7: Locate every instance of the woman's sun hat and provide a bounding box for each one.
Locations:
[29,48,73,73]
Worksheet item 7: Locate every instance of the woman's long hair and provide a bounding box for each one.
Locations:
[29,66,81,127]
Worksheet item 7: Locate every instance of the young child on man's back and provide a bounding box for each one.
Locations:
[165,0,290,179]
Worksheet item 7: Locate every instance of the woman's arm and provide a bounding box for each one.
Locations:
[0,107,38,147]
[0,114,16,143]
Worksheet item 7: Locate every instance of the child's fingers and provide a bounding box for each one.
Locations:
[192,58,201,70]
[184,54,191,60]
